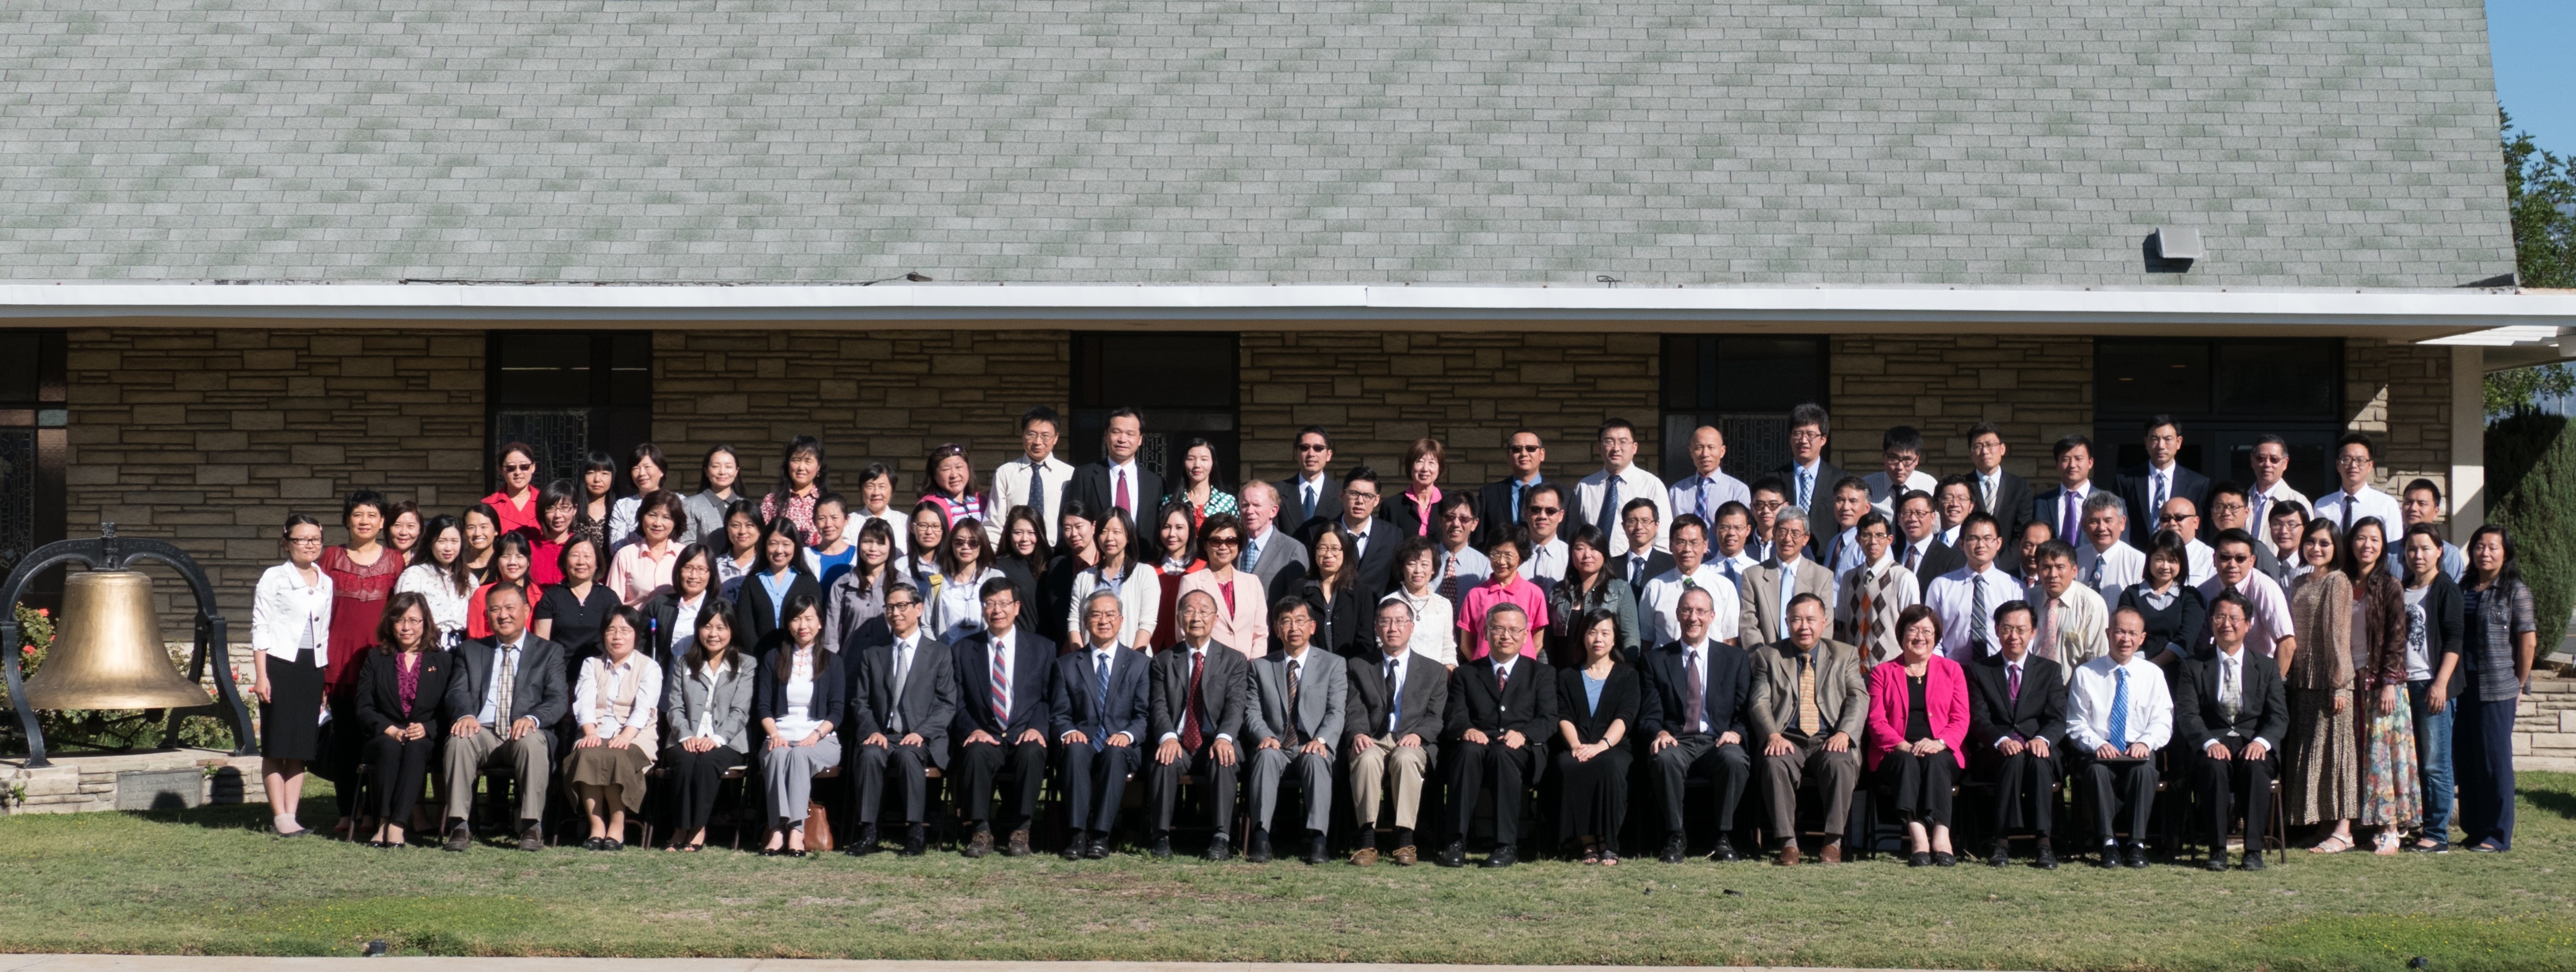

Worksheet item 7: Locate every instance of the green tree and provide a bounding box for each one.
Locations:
[2486,411,2574,656]
[2484,108,2576,415]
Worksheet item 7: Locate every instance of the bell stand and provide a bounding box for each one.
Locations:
[0,523,260,767]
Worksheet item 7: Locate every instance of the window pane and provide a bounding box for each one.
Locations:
[0,334,37,401]
[2214,341,2337,416]
[1079,334,1235,410]
[493,334,593,407]
[2098,341,2211,415]
[1712,337,1826,412]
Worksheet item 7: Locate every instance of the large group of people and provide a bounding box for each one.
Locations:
[248,403,2541,869]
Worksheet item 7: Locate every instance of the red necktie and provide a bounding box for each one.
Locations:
[1115,470,1131,513]
[1179,649,1206,751]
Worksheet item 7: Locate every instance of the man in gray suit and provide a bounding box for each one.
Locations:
[1239,480,1310,596]
[1746,594,1868,866]
[441,583,568,852]
[848,591,960,857]
[1244,596,1348,864]
[1343,599,1447,866]
[1147,590,1252,860]
[1739,505,1839,646]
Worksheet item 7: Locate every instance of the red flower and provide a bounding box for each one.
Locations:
[32,608,46,617]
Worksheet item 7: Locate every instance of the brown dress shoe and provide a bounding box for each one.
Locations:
[963,828,994,858]
[1776,844,1801,866]
[1006,828,1033,857]
[1349,846,1379,867]
[1391,845,1418,866]
[1819,843,1842,864]
[519,826,545,852]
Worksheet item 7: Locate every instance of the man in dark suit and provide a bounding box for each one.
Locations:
[949,578,1054,858]
[440,583,566,845]
[1301,466,1398,599]
[2175,590,2291,871]
[1275,425,1344,534]
[1965,422,2035,540]
[1049,589,1153,861]
[1239,481,1310,596]
[1771,403,1851,515]
[848,589,960,856]
[2031,433,2098,548]
[2115,414,2210,547]
[1344,600,1449,866]
[1894,490,1966,597]
[1438,603,1558,868]
[1475,429,1551,547]
[1639,586,1755,863]
[1147,590,1252,860]
[1068,407,1162,523]
[440,583,569,852]
[1965,599,2067,869]
[1613,496,1677,598]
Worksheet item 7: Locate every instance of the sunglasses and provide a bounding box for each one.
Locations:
[1297,443,1331,453]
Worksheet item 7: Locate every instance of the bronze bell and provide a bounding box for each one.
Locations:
[21,570,213,710]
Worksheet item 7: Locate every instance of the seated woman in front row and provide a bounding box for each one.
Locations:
[353,591,451,847]
[660,602,757,851]
[561,606,663,851]
[754,592,846,856]
[1867,605,1970,867]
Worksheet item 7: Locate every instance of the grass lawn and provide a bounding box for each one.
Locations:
[0,773,2571,970]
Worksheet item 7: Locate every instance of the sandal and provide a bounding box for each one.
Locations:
[1580,843,1601,866]
[1600,847,1620,866]
[2310,834,2353,854]
[2372,832,2401,856]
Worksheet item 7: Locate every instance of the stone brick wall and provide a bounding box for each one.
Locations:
[65,329,486,614]
[2344,340,2454,497]
[649,330,1071,496]
[1236,331,1663,488]
[1823,335,2094,481]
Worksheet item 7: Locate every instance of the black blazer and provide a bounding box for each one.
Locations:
[1384,491,1441,546]
[2030,485,2086,542]
[639,588,716,668]
[1274,473,1344,534]
[1636,638,1752,741]
[1035,554,1088,645]
[2116,464,2211,545]
[1964,652,2067,755]
[950,628,1056,742]
[993,557,1042,620]
[1444,653,1558,744]
[1071,461,1165,525]
[2117,582,2208,664]
[1334,522,1403,602]
[444,634,570,729]
[1613,550,1677,600]
[847,634,959,765]
[1147,641,1251,749]
[731,569,825,651]
[354,647,455,733]
[1554,663,1641,746]
[2412,574,2467,698]
[1344,649,1448,745]
[1473,477,1548,547]
[1048,643,1153,744]
[1771,459,1852,511]
[2174,648,2291,752]
[1897,538,1966,598]
[1299,579,1374,660]
[752,643,848,741]
[1976,470,2036,539]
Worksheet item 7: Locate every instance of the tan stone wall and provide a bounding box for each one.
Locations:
[2345,340,2454,496]
[1236,331,1662,488]
[649,330,1071,495]
[1824,335,2093,480]
[66,329,486,612]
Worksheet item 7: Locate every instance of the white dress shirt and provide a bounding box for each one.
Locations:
[984,628,1020,722]
[2043,481,2093,539]
[669,591,707,656]
[1159,643,1235,744]
[2248,479,2312,530]
[1343,516,1383,566]
[1785,459,1829,511]
[1108,459,1145,516]
[1641,563,1740,647]
[1524,536,1569,591]
[2179,538,2216,589]
[992,454,1076,542]
[1435,543,1491,606]
[573,652,663,738]
[1373,649,1412,736]
[1577,465,1674,556]
[2065,653,2173,752]
[887,633,923,733]
[2075,540,2146,600]
[2202,645,2274,751]
[1676,636,1718,734]
[683,654,743,744]
[475,633,531,726]
[1863,469,1939,518]
[2313,485,2407,577]
[1667,470,1751,525]
[1380,588,1458,666]
[1927,564,2019,661]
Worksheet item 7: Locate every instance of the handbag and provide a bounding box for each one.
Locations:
[803,799,836,853]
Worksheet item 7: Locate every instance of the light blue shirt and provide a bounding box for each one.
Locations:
[758,570,795,626]
[475,635,529,726]
[1775,559,1801,640]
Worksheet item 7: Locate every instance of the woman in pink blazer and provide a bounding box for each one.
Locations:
[1867,604,1971,867]
[1176,512,1269,658]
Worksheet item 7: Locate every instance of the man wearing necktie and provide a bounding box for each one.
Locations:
[1437,603,1558,869]
[1747,595,1865,866]
[1344,601,1448,866]
[2066,608,2172,869]
[1072,409,1163,524]
[1667,426,1752,528]
[441,584,568,853]
[2175,592,2289,872]
[1245,598,1347,864]
[1964,602,2067,869]
[1642,587,1755,863]
[853,587,960,857]
[1049,591,1151,861]
[951,579,1054,858]
[1147,592,1251,861]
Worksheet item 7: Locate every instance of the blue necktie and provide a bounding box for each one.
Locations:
[1596,475,1622,549]
[1796,467,1813,510]
[2107,668,2131,753]
[1093,653,1111,751]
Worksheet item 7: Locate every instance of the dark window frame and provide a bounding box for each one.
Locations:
[2091,336,2346,497]
[1069,331,1241,484]
[1657,334,1830,484]
[484,331,654,494]
[0,329,69,609]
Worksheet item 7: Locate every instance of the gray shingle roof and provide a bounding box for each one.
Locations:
[0,0,2518,288]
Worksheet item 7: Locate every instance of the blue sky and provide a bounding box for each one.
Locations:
[2492,0,2573,158]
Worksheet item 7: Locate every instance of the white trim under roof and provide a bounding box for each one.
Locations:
[4,282,2575,337]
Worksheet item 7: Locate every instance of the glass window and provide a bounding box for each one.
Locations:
[487,332,652,491]
[0,330,68,601]
[1071,332,1239,482]
[1659,335,1827,482]
[2093,337,2342,496]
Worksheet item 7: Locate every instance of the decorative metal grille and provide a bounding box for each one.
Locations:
[0,428,35,580]
[1661,412,1792,484]
[493,409,593,488]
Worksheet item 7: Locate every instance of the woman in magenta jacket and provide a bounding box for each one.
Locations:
[1868,604,1972,867]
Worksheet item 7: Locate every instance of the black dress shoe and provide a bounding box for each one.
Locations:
[1246,829,1273,864]
[1932,851,1956,867]
[1303,834,1329,866]
[898,824,927,857]
[1712,839,1741,862]
[1150,833,1174,860]
[2124,841,2149,869]
[1480,845,1517,868]
[2203,855,2232,872]
[1437,841,1467,868]
[1988,843,2011,868]
[853,823,880,854]
[1060,834,1087,861]
[2096,843,2122,869]
[2034,844,2059,870]
[1204,836,1234,862]
[1086,837,1111,860]
[1659,833,1687,864]
[2240,853,2267,872]
[1907,851,1933,867]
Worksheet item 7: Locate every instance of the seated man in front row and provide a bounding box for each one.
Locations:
[1965,599,2066,869]
[1746,594,1866,866]
[441,583,568,852]
[1049,590,1151,861]
[1439,603,1557,869]
[1244,596,1347,864]
[848,583,959,856]
[1343,599,1448,866]
[1147,591,1251,860]
[2175,590,2289,872]
[1639,586,1754,863]
[2065,605,2172,869]
[949,578,1054,858]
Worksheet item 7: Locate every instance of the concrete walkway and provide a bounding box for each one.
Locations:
[0,959,1993,972]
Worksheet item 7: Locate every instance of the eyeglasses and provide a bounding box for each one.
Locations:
[2336,456,2371,467]
[886,600,921,609]
[1788,430,1824,443]
[1344,490,1379,501]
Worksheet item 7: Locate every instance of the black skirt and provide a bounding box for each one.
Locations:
[260,648,325,761]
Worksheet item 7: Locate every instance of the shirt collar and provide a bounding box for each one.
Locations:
[1491,653,1517,676]
[989,628,1012,653]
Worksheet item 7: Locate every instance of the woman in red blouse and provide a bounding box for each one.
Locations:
[319,489,404,831]
[483,441,543,539]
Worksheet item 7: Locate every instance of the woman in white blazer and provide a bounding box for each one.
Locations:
[252,513,334,838]
[1065,509,1160,648]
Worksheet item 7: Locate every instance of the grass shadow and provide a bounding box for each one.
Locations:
[2521,785,2576,821]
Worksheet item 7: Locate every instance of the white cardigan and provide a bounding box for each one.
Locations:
[1065,563,1161,649]
[252,562,333,665]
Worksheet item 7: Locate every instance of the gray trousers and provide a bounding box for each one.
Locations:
[441,726,552,825]
[1347,742,1433,830]
[1249,745,1335,834]
[761,735,844,826]
[1761,735,1859,842]
[855,740,935,824]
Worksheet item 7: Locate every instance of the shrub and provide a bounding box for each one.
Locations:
[2486,409,2574,655]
